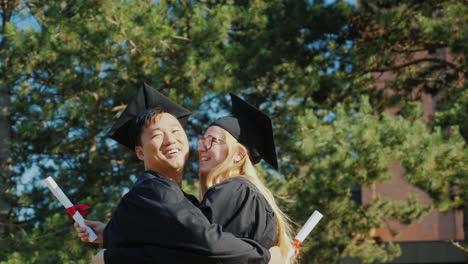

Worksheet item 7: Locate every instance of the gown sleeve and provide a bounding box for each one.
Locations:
[199,177,278,249]
[103,173,270,264]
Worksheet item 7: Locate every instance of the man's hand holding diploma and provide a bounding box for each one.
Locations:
[43,176,98,242]
[74,220,105,243]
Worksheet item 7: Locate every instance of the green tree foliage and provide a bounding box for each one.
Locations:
[351,0,468,256]
[286,97,465,263]
[0,0,466,263]
[352,0,467,134]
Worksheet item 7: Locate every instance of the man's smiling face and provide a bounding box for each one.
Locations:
[135,113,189,182]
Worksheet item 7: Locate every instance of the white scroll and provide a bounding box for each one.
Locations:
[43,176,98,242]
[288,210,323,259]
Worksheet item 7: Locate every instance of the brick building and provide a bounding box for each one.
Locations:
[351,43,465,264]
[347,2,466,262]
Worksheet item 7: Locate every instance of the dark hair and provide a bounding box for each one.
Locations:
[132,107,176,147]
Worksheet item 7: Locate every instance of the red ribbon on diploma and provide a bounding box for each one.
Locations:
[292,238,302,258]
[66,204,90,217]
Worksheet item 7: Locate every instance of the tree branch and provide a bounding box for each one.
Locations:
[448,240,467,253]
[365,57,460,74]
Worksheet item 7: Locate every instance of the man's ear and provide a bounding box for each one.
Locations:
[135,146,145,161]
[233,148,246,163]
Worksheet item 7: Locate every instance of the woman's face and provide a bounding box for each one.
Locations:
[198,126,229,176]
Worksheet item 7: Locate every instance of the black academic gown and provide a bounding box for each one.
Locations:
[199,176,278,249]
[103,171,270,264]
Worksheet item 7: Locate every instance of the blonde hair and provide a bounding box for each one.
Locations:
[200,129,294,262]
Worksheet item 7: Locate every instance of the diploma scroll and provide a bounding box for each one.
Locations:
[288,210,323,259]
[43,176,98,242]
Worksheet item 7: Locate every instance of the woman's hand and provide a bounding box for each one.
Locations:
[74,220,106,243]
[90,249,105,264]
[269,246,287,264]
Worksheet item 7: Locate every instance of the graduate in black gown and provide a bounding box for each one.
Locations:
[103,94,293,263]
[196,93,294,259]
[77,87,291,263]
[79,84,271,264]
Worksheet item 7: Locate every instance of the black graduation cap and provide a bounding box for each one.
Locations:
[107,84,192,150]
[210,93,278,170]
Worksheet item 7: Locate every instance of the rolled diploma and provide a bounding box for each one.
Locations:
[287,210,323,259]
[44,176,98,242]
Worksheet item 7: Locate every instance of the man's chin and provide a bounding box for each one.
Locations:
[167,159,186,171]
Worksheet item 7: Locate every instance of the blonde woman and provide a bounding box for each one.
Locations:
[197,93,294,263]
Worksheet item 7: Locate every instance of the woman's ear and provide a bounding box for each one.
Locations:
[135,146,145,161]
[233,147,246,163]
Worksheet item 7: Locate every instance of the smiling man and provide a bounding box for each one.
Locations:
[84,84,271,264]
[133,109,189,186]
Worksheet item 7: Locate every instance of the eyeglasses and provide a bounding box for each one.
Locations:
[198,136,225,150]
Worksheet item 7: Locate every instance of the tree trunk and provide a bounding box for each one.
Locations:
[0,82,11,213]
[0,82,12,252]
[0,0,15,231]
